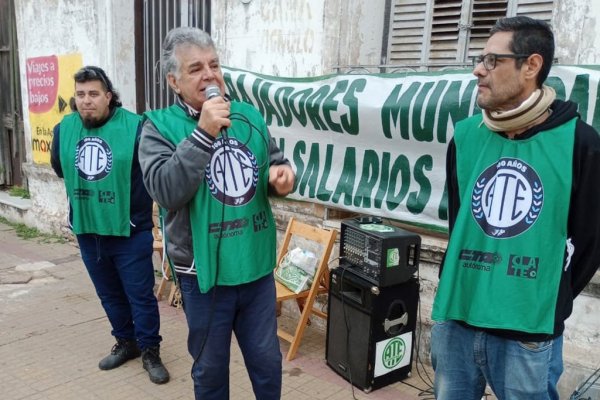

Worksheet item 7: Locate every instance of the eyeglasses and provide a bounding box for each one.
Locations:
[74,67,110,90]
[472,53,531,71]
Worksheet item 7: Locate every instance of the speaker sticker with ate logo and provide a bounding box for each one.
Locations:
[374,331,412,377]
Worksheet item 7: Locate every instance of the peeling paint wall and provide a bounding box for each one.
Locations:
[213,0,326,77]
[212,0,383,76]
[13,0,136,234]
[5,1,600,396]
[554,0,600,64]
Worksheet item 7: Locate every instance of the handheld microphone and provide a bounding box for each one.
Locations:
[205,85,221,100]
[205,85,228,137]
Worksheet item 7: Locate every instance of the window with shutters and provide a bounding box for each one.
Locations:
[385,0,554,71]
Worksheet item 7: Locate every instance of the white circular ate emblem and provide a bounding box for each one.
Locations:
[75,137,113,181]
[206,137,258,206]
[472,158,543,238]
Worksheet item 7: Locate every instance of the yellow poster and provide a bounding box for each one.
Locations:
[27,53,82,164]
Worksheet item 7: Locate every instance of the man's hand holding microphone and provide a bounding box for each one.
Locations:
[198,85,231,138]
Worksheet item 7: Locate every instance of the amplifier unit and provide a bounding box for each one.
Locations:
[340,216,420,286]
[326,265,419,392]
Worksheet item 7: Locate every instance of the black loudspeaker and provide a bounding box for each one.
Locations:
[326,265,419,392]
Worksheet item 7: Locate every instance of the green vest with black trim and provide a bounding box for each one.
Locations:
[144,102,276,293]
[59,108,141,236]
[432,114,575,334]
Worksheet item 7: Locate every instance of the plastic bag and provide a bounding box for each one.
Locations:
[274,247,318,293]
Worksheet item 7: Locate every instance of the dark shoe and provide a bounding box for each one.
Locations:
[142,346,170,384]
[98,338,141,370]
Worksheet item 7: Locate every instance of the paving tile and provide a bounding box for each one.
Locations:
[0,220,425,400]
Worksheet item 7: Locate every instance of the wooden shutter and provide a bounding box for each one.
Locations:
[385,0,554,68]
[514,0,553,22]
[467,0,508,59]
[388,0,429,65]
[428,0,462,64]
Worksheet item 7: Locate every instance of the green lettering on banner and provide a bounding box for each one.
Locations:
[223,72,238,101]
[317,144,334,201]
[381,82,421,140]
[437,79,478,144]
[294,141,319,197]
[547,74,590,120]
[274,86,294,127]
[252,78,266,116]
[322,80,348,133]
[300,142,321,197]
[332,147,356,206]
[226,73,255,105]
[342,79,366,135]
[438,179,448,221]
[258,81,284,126]
[570,74,589,120]
[386,154,411,211]
[277,137,286,156]
[292,140,307,192]
[374,152,391,208]
[407,155,433,214]
[306,85,330,131]
[289,88,312,127]
[353,150,380,208]
[546,76,566,100]
[412,81,446,142]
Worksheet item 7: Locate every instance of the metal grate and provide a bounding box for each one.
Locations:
[142,0,211,112]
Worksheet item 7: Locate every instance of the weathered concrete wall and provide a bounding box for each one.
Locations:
[554,0,600,64]
[213,0,326,76]
[12,0,136,234]
[3,1,599,396]
[212,0,383,76]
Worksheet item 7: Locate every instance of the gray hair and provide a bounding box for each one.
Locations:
[161,27,216,78]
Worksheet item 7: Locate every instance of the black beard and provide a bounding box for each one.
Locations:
[81,116,107,129]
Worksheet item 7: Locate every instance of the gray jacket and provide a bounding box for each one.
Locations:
[138,97,290,276]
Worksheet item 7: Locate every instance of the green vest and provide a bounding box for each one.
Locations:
[144,103,276,293]
[432,115,575,334]
[59,108,141,236]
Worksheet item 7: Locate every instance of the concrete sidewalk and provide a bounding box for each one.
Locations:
[0,221,433,400]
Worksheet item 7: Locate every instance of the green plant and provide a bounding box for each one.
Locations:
[8,186,30,199]
[0,216,66,243]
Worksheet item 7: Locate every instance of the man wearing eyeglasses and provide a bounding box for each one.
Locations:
[50,66,170,385]
[431,16,600,399]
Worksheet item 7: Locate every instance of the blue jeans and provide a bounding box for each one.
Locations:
[178,273,282,400]
[77,231,161,349]
[430,321,563,400]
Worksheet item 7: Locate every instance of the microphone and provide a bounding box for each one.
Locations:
[205,85,221,100]
[204,85,228,137]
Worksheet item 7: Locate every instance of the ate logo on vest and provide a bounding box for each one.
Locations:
[472,158,543,238]
[75,137,113,181]
[206,136,258,206]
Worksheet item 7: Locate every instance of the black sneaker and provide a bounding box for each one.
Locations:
[142,346,170,384]
[98,338,141,370]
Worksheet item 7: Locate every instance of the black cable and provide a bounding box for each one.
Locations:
[229,112,271,170]
[414,270,434,388]
[189,114,255,381]
[570,365,600,399]
[339,262,360,400]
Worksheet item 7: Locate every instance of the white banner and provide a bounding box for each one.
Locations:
[223,66,600,232]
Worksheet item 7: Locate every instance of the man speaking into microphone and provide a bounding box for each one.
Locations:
[138,27,295,400]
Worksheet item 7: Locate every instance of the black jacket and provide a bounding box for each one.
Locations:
[444,99,600,341]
